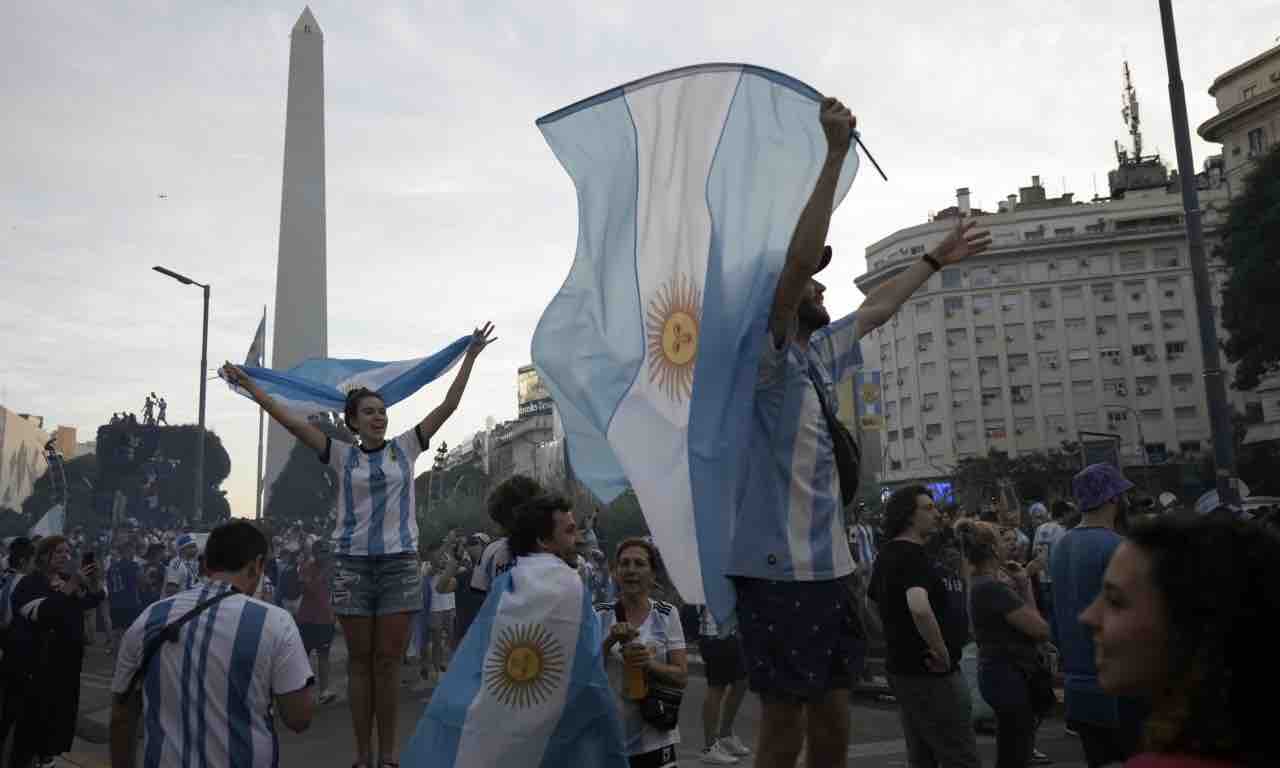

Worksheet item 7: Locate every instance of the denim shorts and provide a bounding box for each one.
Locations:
[332,554,422,617]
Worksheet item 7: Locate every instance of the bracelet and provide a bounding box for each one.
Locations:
[922,254,942,272]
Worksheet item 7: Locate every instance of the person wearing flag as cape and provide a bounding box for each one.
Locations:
[728,98,992,768]
[221,322,495,768]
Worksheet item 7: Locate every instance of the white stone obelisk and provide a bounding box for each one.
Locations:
[264,6,327,511]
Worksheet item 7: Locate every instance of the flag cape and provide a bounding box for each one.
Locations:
[404,553,628,768]
[219,336,471,417]
[531,63,858,622]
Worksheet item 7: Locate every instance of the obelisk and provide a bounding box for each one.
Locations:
[264,6,327,510]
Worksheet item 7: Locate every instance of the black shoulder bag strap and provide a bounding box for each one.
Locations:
[805,364,862,506]
[124,587,239,699]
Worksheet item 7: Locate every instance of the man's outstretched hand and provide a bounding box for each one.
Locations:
[934,219,993,266]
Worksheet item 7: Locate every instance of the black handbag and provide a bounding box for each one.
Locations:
[613,602,683,731]
[807,366,862,505]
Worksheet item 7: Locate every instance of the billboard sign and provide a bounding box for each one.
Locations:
[517,365,554,419]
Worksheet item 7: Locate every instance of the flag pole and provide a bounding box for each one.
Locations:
[255,304,266,521]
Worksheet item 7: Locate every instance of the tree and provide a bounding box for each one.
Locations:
[22,454,97,533]
[952,448,1081,516]
[1221,144,1280,390]
[264,414,353,531]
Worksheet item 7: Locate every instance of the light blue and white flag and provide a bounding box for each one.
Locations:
[30,503,65,537]
[219,336,471,417]
[531,64,859,623]
[244,312,266,368]
[405,553,627,768]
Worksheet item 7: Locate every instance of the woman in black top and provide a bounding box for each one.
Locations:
[957,519,1052,768]
[8,535,105,767]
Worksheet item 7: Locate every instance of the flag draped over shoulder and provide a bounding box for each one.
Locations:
[531,64,859,623]
[218,336,471,417]
[405,553,627,768]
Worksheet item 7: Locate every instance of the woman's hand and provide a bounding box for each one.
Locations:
[221,362,260,398]
[609,622,638,648]
[622,642,653,670]
[466,322,497,358]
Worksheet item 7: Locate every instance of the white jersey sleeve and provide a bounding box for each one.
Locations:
[471,539,513,592]
[268,608,314,695]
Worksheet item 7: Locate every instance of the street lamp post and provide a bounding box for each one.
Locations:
[1107,404,1151,492]
[1157,0,1240,505]
[153,266,210,523]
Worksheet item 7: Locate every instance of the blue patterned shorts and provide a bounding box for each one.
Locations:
[733,577,866,702]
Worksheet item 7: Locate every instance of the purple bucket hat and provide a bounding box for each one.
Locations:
[1073,463,1135,511]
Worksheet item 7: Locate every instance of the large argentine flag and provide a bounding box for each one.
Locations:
[219,336,471,417]
[405,553,627,767]
[532,64,859,622]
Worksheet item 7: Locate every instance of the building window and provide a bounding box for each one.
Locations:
[1171,373,1193,393]
[1166,341,1187,360]
[921,362,938,377]
[1179,440,1200,454]
[888,430,899,442]
[1025,229,1045,241]
[926,423,942,441]
[1132,343,1153,358]
[972,268,993,288]
[1103,379,1128,398]
[1078,411,1098,429]
[997,265,1018,284]
[944,296,965,316]
[1001,293,1020,313]
[1243,84,1257,99]
[1011,384,1031,404]
[1100,348,1122,366]
[1054,227,1076,237]
[903,426,916,440]
[1136,376,1158,396]
[923,393,940,412]
[1032,290,1053,311]
[1248,127,1266,156]
[1120,251,1146,272]
[1034,320,1055,341]
[1094,285,1116,304]
[942,270,962,289]
[916,300,932,319]
[1085,220,1106,234]
[1155,248,1180,268]
[1175,405,1197,421]
[917,332,934,350]
[981,388,1003,405]
[1039,351,1061,371]
[986,420,1007,439]
[952,389,972,407]
[973,295,994,315]
[1065,318,1086,331]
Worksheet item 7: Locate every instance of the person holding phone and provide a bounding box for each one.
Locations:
[7,535,106,767]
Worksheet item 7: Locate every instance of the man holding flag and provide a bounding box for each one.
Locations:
[729,100,991,767]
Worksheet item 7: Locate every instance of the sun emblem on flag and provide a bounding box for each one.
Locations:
[861,382,881,403]
[483,623,566,709]
[646,274,702,404]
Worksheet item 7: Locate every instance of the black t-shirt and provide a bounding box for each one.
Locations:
[453,567,485,641]
[934,562,969,669]
[969,576,1039,667]
[869,539,949,676]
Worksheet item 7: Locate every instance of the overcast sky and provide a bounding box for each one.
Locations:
[2,1,1275,521]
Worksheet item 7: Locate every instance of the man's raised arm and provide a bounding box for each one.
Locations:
[769,98,855,347]
[851,219,993,340]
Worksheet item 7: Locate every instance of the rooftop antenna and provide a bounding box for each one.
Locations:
[1116,61,1144,165]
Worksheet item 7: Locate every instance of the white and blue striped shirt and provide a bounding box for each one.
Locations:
[729,312,863,582]
[110,581,313,768]
[323,427,427,557]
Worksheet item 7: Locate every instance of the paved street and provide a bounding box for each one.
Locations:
[60,634,1091,767]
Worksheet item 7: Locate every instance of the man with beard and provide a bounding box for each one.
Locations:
[727,97,992,768]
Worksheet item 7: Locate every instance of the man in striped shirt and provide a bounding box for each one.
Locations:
[727,98,992,768]
[109,521,314,768]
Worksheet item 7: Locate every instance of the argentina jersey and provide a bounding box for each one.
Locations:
[110,581,313,768]
[470,537,514,592]
[323,427,427,557]
[728,311,863,582]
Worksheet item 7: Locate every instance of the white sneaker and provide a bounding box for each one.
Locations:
[700,742,740,765]
[717,735,752,757]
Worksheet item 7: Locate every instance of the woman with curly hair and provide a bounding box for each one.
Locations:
[1080,515,1279,767]
[955,519,1054,768]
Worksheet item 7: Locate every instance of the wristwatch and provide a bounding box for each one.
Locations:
[923,254,942,272]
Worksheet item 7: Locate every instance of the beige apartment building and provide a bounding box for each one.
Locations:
[854,170,1260,485]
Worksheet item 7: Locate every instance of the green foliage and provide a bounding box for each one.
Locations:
[264,414,352,531]
[1221,144,1280,390]
[952,447,1081,514]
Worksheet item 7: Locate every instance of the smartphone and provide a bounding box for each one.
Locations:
[83,551,96,566]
